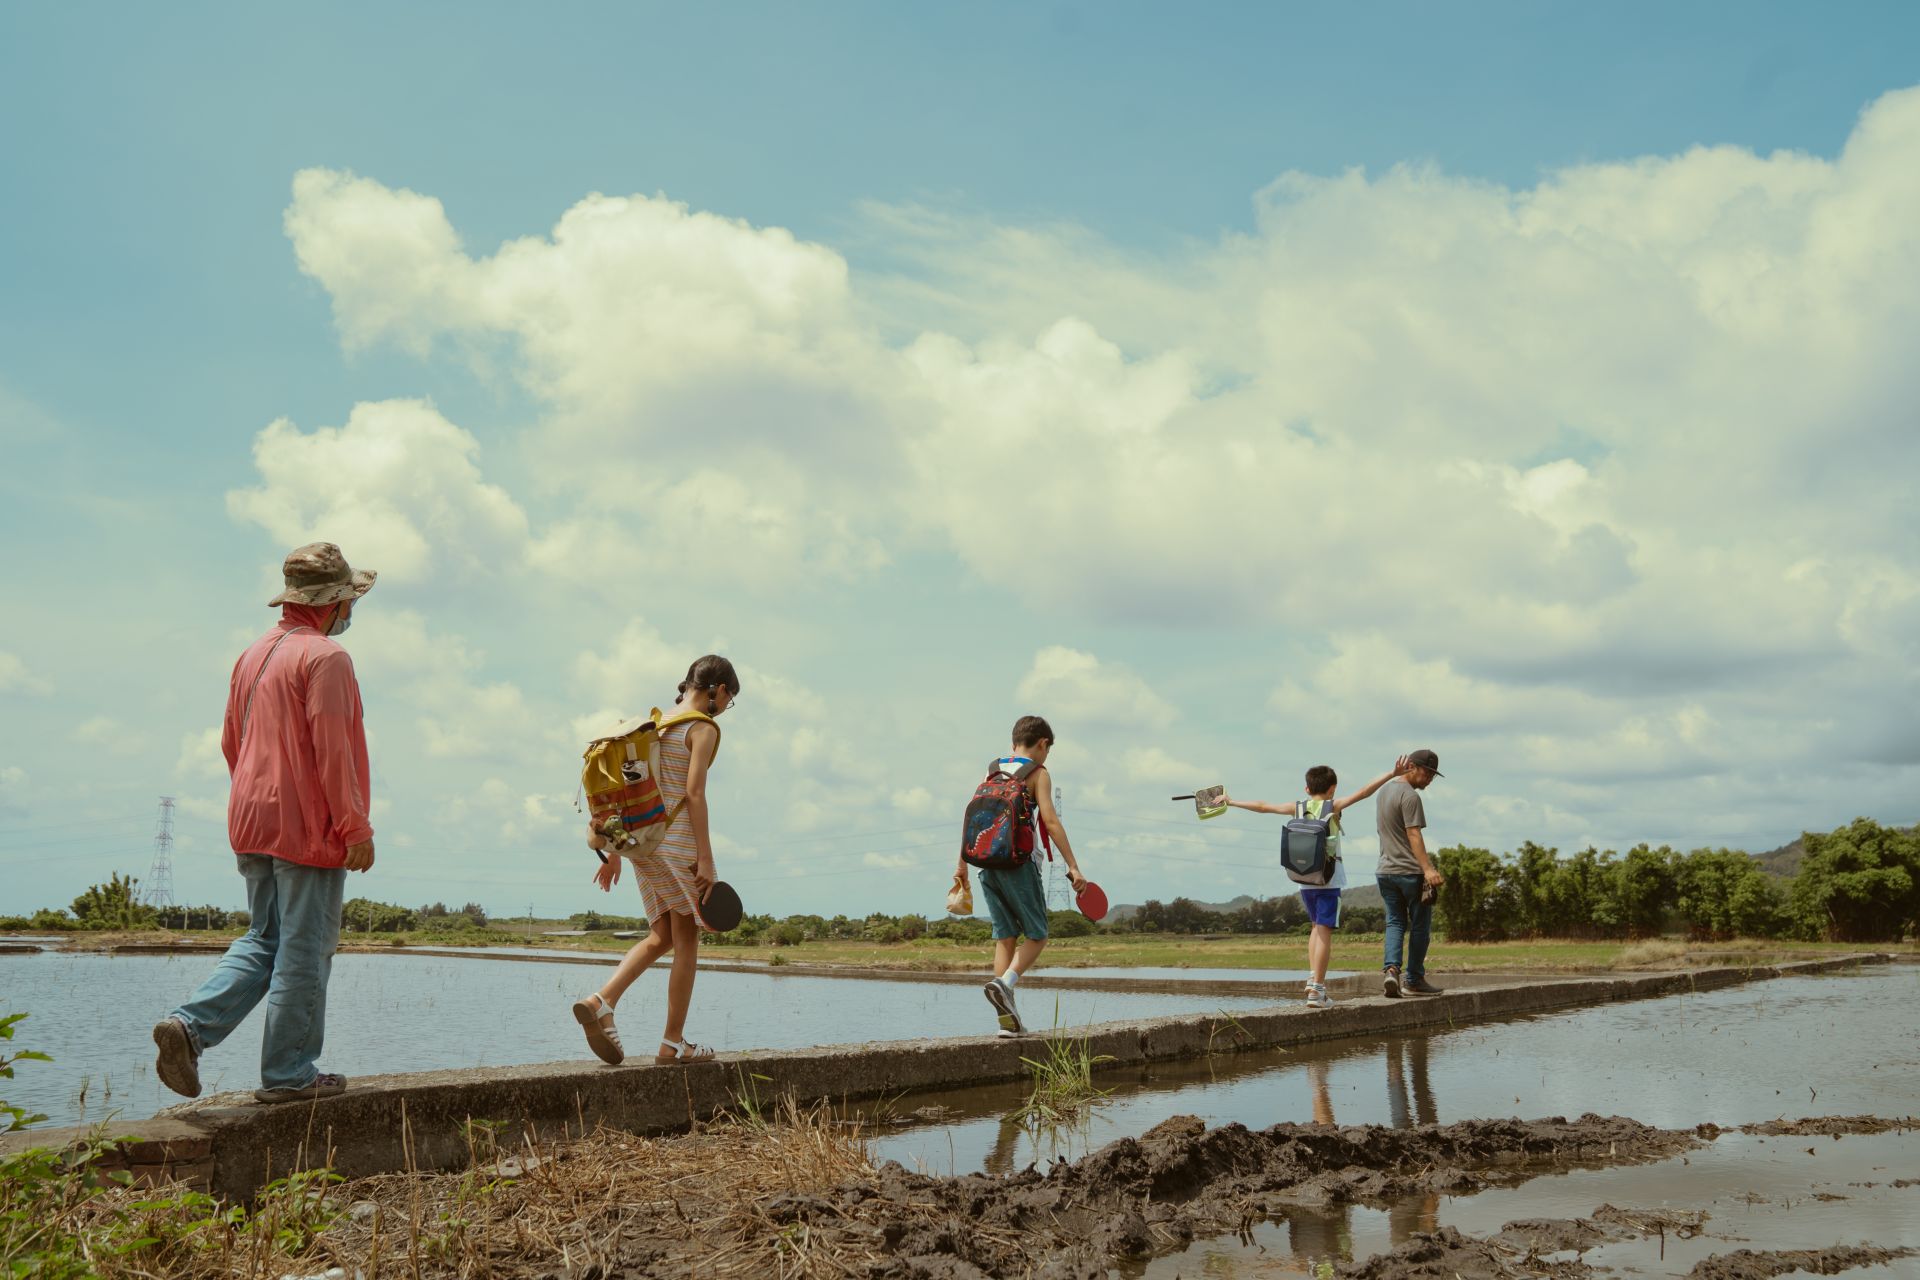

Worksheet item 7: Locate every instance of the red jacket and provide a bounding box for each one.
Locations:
[221,605,374,867]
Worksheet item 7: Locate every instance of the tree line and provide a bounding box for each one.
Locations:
[6,819,1909,944]
[0,874,493,936]
[1432,818,1918,943]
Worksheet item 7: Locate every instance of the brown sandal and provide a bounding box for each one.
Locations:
[572,994,624,1065]
[656,1039,715,1064]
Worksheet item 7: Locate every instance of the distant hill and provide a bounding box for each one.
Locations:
[1753,839,1806,878]
[1108,883,1383,922]
[1753,824,1916,879]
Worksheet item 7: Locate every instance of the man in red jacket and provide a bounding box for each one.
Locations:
[152,542,378,1104]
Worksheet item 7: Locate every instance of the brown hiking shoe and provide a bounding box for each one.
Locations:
[152,1018,201,1098]
[253,1073,348,1105]
[1383,966,1402,998]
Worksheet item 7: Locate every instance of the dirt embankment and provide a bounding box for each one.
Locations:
[296,1111,1703,1279]
[1344,1230,1915,1280]
[1729,1114,1917,1137]
[83,1108,1916,1279]
[677,1112,1696,1278]
[1685,1244,1918,1279]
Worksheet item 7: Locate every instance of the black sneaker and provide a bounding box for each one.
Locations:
[1403,977,1444,995]
[1382,966,1402,999]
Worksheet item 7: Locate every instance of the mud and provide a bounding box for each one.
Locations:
[1341,1202,1713,1279]
[1731,1114,1917,1137]
[721,1112,1701,1279]
[287,1109,1912,1278]
[1341,1225,1597,1278]
[1684,1244,1917,1278]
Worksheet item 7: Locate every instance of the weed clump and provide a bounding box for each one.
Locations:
[1013,1029,1115,1127]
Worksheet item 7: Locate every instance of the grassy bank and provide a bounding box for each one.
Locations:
[34,926,1909,973]
[690,933,1904,973]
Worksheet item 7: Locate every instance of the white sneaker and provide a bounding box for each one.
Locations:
[984,976,1024,1034]
[1305,982,1332,1009]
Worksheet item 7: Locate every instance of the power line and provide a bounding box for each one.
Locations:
[0,813,153,837]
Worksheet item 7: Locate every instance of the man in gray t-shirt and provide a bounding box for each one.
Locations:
[1376,749,1445,997]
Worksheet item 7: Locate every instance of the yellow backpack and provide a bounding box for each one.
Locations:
[580,707,719,859]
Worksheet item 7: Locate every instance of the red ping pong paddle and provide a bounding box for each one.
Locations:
[1075,880,1109,923]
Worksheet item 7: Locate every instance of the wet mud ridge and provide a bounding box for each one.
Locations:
[176,1109,1916,1279]
[750,1112,1706,1279]
[1346,1231,1915,1280]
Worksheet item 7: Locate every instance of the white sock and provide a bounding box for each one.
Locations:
[1001,970,1022,988]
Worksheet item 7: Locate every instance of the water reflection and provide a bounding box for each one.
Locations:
[1273,1053,1439,1274]
[1385,1037,1436,1130]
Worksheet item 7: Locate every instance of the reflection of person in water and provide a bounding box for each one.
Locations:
[1308,1057,1336,1126]
[1383,1037,1443,1243]
[1386,1036,1438,1129]
[1285,1202,1353,1270]
[1284,1056,1355,1268]
[983,1110,1026,1178]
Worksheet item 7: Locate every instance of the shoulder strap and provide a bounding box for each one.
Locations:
[238,627,310,747]
[987,757,1038,782]
[655,706,722,756]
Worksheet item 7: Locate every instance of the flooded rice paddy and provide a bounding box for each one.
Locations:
[869,964,1918,1174]
[859,964,1917,1278]
[0,948,1276,1127]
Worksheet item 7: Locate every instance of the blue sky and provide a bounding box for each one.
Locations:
[3,3,1918,919]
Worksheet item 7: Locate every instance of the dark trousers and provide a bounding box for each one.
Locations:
[1377,873,1431,980]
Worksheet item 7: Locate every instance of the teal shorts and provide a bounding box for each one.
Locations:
[978,860,1050,941]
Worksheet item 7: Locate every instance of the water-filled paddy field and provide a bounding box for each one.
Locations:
[0,948,1277,1127]
[861,964,1918,1277]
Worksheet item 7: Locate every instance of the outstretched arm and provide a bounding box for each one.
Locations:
[1222,793,1297,817]
[1334,756,1412,813]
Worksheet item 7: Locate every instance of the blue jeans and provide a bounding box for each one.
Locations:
[170,853,345,1089]
[1377,874,1432,981]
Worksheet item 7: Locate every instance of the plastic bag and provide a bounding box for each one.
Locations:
[946,875,974,916]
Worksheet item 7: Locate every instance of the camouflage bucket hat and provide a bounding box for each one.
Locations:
[266,542,378,607]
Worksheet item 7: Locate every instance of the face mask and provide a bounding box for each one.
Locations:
[327,611,352,637]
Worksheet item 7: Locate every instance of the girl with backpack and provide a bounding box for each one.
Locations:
[571,655,739,1065]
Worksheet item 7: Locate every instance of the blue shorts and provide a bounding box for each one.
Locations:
[1300,888,1341,929]
[978,860,1050,941]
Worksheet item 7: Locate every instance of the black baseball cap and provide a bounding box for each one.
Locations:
[1408,749,1443,777]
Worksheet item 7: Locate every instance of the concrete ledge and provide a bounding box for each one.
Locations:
[0,953,1888,1201]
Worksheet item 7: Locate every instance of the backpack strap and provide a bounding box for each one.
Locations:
[238,627,312,747]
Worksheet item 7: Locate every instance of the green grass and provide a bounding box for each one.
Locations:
[61,925,1913,973]
[1012,1010,1115,1127]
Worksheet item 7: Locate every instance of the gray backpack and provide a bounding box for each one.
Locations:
[1281,798,1339,886]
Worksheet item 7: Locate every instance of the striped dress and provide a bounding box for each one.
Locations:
[633,719,708,927]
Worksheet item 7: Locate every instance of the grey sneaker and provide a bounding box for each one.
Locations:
[254,1072,348,1105]
[1305,982,1332,1009]
[984,977,1024,1035]
[1383,966,1402,999]
[152,1017,201,1098]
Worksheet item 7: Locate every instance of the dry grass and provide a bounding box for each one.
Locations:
[18,1099,911,1279]
[1612,939,1691,969]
